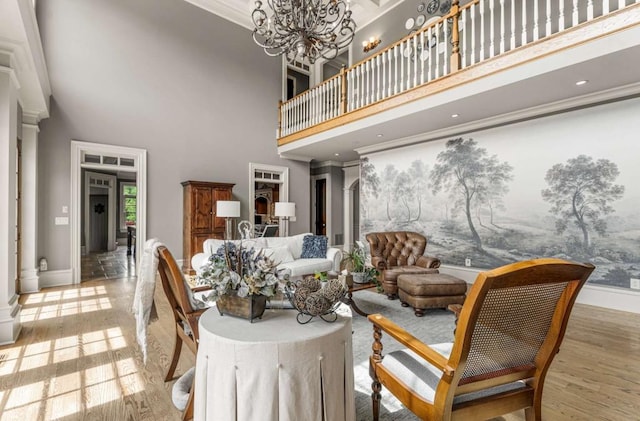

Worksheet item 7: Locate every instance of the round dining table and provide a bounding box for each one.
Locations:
[194,305,355,421]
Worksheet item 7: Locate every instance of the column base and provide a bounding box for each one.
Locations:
[20,267,40,293]
[0,294,22,345]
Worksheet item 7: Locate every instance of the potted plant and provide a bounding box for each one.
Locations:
[341,245,367,284]
[196,242,290,321]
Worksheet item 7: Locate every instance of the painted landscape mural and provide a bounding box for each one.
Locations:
[359,101,640,289]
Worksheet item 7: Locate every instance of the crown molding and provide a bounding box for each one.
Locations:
[183,0,252,30]
[356,82,640,156]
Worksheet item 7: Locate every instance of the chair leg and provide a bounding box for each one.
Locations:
[371,378,382,421]
[165,330,183,382]
[182,380,195,421]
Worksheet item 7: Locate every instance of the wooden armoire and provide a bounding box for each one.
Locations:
[181,180,235,273]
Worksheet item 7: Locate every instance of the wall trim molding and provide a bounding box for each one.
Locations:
[440,264,640,314]
[39,269,73,288]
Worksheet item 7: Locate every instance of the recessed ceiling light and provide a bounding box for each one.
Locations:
[576,80,588,86]
[451,113,459,118]
[334,153,340,156]
[376,134,383,137]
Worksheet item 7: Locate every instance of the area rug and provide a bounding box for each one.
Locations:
[349,289,457,421]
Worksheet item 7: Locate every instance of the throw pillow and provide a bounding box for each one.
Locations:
[300,235,328,259]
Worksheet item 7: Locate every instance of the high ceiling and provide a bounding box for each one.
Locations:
[183,0,401,30]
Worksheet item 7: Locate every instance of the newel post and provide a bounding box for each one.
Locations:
[450,0,461,72]
[340,65,348,115]
[277,100,283,139]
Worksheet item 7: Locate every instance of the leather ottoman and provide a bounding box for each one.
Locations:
[397,273,467,317]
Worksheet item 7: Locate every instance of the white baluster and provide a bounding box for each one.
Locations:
[394,45,399,95]
[377,55,382,101]
[499,0,505,54]
[443,22,449,75]
[370,59,375,104]
[405,40,411,91]
[387,49,393,98]
[471,7,477,65]
[621,0,627,9]
[381,51,386,99]
[489,0,495,58]
[435,27,441,78]
[603,0,610,14]
[533,0,539,41]
[546,0,552,36]
[572,0,579,26]
[522,0,528,45]
[462,9,467,68]
[413,35,420,86]
[510,0,516,49]
[420,30,426,84]
[427,27,433,81]
[348,68,354,111]
[480,0,485,61]
[400,41,405,93]
[587,0,594,20]
[559,0,565,31]
[359,65,364,109]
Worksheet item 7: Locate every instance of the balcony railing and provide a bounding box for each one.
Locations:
[278,0,639,142]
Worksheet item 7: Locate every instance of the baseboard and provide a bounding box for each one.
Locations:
[439,264,640,314]
[39,269,73,288]
[576,284,640,314]
[20,268,40,293]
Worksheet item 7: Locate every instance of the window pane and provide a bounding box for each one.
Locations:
[123,185,137,196]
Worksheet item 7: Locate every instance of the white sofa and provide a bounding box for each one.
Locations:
[190,233,342,278]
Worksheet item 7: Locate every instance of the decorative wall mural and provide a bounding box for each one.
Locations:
[359,101,640,289]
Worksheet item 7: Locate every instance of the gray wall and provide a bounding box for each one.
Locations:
[37,0,310,270]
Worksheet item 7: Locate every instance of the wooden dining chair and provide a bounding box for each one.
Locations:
[157,246,207,421]
[369,258,595,421]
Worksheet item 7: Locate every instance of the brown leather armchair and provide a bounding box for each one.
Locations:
[366,232,440,299]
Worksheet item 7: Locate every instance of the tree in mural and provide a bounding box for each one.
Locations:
[360,157,380,219]
[407,160,429,221]
[431,138,513,248]
[541,155,624,251]
[393,171,413,222]
[380,165,399,220]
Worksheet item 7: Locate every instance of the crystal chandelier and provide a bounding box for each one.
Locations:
[251,0,356,64]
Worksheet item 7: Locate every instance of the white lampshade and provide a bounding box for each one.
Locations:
[274,202,295,217]
[216,200,240,218]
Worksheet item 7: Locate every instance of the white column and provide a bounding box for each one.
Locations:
[343,187,354,252]
[0,67,22,344]
[20,123,39,292]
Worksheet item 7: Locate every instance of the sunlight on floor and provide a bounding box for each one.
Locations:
[0,285,147,420]
[353,359,404,414]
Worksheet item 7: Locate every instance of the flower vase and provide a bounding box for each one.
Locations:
[216,292,268,322]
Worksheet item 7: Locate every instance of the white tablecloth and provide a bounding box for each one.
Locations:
[194,305,355,421]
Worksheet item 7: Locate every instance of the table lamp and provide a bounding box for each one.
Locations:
[274,202,295,237]
[216,200,240,240]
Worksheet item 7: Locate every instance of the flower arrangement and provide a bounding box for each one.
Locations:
[196,242,290,301]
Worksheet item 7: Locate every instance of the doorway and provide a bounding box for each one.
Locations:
[249,163,289,238]
[71,141,147,284]
[311,174,331,243]
[314,178,326,235]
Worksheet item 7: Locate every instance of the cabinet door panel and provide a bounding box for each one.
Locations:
[213,188,232,230]
[192,186,213,232]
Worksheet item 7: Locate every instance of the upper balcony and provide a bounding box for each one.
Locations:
[277,0,640,162]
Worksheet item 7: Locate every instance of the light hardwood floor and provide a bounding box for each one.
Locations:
[1,277,639,421]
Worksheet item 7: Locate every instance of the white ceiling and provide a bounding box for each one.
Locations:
[183,0,401,30]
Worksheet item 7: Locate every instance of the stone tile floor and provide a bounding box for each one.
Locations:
[81,245,136,281]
